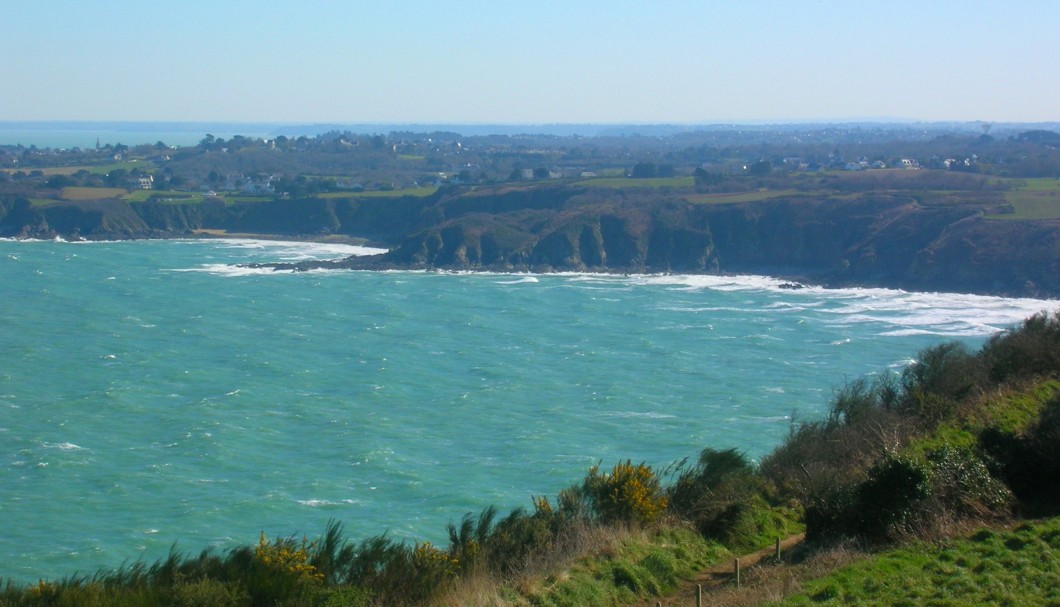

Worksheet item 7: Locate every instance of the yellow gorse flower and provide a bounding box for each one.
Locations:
[587,460,668,524]
[254,531,324,583]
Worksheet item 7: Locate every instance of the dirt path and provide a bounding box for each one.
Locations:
[628,533,806,607]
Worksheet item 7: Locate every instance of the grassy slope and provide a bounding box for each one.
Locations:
[774,516,1060,606]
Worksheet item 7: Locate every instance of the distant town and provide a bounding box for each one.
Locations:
[1,123,1058,200]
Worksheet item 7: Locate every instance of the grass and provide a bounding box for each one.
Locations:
[772,516,1060,606]
[974,379,1060,433]
[318,186,438,198]
[906,379,1060,459]
[60,186,127,200]
[686,190,802,204]
[121,190,206,204]
[511,527,727,607]
[991,191,1060,220]
[987,178,1060,220]
[575,176,694,189]
[1018,177,1060,192]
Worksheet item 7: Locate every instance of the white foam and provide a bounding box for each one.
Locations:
[42,442,85,451]
[171,264,294,277]
[205,238,387,261]
[297,499,361,507]
[495,276,539,284]
[601,411,677,419]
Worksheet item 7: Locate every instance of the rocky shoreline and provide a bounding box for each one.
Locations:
[4,187,1059,299]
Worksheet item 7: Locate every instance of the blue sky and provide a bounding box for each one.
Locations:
[3,0,1057,124]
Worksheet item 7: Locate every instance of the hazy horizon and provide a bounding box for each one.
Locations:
[3,1,1058,125]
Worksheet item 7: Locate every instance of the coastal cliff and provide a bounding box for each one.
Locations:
[3,185,1058,297]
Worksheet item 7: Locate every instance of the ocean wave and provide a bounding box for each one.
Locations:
[495,276,539,284]
[601,411,677,419]
[42,442,85,451]
[628,273,796,292]
[296,499,362,507]
[206,238,387,260]
[170,264,295,277]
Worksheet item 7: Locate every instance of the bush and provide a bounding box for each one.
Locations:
[582,460,668,526]
[480,506,555,576]
[983,310,1060,384]
[980,395,1060,509]
[900,341,985,422]
[806,453,931,542]
[923,445,1011,521]
[668,448,761,540]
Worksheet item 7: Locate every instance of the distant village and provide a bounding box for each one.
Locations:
[1,124,1057,197]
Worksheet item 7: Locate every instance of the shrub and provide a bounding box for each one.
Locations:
[806,453,931,542]
[900,341,985,422]
[923,445,1011,520]
[668,448,762,541]
[980,395,1060,509]
[445,507,495,573]
[983,310,1060,384]
[480,506,555,576]
[582,460,668,526]
[248,532,325,605]
[827,374,902,426]
[337,535,444,606]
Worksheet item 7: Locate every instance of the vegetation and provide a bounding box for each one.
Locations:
[775,517,1060,606]
[1,309,1058,605]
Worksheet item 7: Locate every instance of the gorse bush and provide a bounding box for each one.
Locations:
[582,460,669,526]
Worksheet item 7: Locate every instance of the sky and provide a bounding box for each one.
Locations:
[3,0,1058,125]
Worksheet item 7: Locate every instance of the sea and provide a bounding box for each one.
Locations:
[1,237,1056,584]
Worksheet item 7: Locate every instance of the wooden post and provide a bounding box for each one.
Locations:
[734,558,741,588]
[776,536,782,562]
[696,583,703,607]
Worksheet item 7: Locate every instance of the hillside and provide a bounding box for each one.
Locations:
[4,180,1059,298]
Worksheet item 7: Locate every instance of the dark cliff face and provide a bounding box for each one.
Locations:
[0,197,151,239]
[362,189,1058,296]
[3,186,1058,298]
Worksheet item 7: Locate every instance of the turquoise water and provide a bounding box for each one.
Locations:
[1,238,1056,583]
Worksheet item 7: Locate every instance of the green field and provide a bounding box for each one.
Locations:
[1018,177,1060,191]
[125,190,208,204]
[686,189,802,204]
[318,186,438,198]
[2,160,148,177]
[987,178,1060,220]
[59,186,128,200]
[576,176,695,189]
